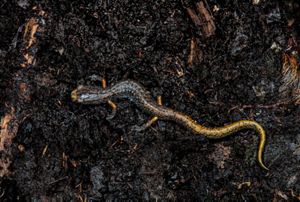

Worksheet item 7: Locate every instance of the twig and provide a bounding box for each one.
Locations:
[186,1,216,38]
[48,176,68,185]
[228,99,292,113]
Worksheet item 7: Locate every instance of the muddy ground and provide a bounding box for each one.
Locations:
[0,0,300,201]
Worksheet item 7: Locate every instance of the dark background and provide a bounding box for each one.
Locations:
[0,0,299,201]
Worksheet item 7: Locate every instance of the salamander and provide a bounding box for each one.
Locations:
[71,80,268,170]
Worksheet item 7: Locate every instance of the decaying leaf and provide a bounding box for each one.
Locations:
[280,53,300,103]
[0,109,19,177]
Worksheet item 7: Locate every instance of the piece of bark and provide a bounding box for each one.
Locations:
[188,37,203,67]
[0,6,47,177]
[20,6,46,68]
[187,1,216,38]
[0,109,18,176]
[196,1,216,38]
[187,8,202,27]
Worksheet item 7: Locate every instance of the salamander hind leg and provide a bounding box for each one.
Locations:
[131,116,158,132]
[131,96,162,132]
[106,100,117,120]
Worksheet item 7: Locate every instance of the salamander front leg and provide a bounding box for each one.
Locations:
[100,79,118,120]
[156,95,162,106]
[131,96,162,132]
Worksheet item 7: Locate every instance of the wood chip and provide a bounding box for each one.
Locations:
[187,1,216,38]
[196,1,216,37]
[188,37,203,67]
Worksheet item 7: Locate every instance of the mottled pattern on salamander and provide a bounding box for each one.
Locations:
[71,80,268,170]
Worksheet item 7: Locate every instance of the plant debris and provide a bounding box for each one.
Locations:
[279,37,300,104]
[186,1,216,38]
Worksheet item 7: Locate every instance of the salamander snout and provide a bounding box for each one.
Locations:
[71,89,78,102]
[71,85,106,104]
[71,85,86,102]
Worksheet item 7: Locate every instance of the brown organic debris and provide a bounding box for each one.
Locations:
[187,37,203,67]
[228,99,291,113]
[252,0,261,5]
[20,6,46,68]
[233,181,251,189]
[280,53,300,103]
[273,190,289,201]
[23,18,39,49]
[208,144,232,169]
[0,109,29,177]
[187,1,216,38]
[0,157,11,177]
[279,37,300,104]
[18,82,31,101]
[290,189,300,200]
[0,110,17,151]
[0,109,19,177]
[62,152,68,169]
[187,8,202,28]
[18,144,25,152]
[42,144,48,156]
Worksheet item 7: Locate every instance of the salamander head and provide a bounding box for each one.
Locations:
[71,89,78,102]
[71,85,107,104]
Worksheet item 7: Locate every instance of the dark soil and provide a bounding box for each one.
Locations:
[1,0,300,201]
